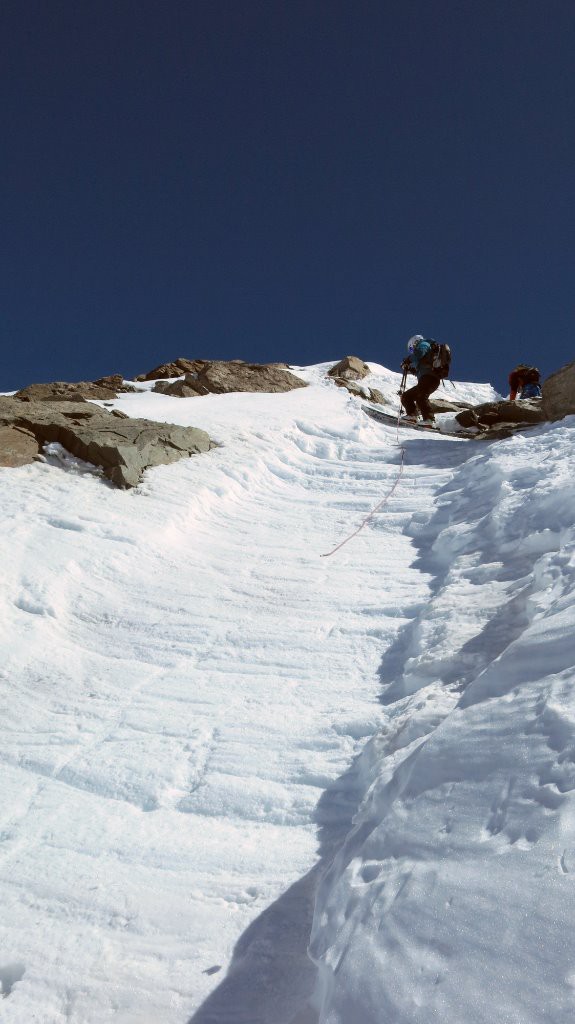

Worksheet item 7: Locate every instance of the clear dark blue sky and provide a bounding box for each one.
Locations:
[2,0,574,391]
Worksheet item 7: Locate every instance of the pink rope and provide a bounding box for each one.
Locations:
[321,405,407,558]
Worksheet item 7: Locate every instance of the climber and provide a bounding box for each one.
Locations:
[508,364,542,400]
[399,336,451,425]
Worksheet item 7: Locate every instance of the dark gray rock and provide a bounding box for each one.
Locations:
[327,356,370,381]
[0,425,40,467]
[455,399,545,431]
[455,408,483,428]
[0,398,215,488]
[542,360,575,420]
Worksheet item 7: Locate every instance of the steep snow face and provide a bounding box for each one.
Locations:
[309,417,575,1024]
[1,361,573,1024]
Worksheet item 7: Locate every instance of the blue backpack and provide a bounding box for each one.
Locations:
[520,381,542,399]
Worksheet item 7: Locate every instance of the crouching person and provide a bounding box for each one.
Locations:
[508,364,542,400]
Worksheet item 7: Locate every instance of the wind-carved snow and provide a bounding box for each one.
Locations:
[1,362,574,1023]
[309,418,575,1024]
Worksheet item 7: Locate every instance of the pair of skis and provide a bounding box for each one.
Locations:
[362,404,440,432]
[362,403,472,438]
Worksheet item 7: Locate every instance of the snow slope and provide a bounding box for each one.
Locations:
[1,362,574,1023]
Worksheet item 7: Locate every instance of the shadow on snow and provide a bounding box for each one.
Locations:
[186,755,368,1024]
[187,434,486,1024]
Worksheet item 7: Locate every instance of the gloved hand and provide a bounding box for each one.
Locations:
[401,357,412,372]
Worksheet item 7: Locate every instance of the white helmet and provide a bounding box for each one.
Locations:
[407,335,424,354]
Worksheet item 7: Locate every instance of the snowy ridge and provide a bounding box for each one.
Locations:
[310,417,575,1024]
[1,362,574,1023]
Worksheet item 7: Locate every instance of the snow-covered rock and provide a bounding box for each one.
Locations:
[0,397,215,486]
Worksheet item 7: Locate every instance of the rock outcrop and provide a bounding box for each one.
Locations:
[330,377,386,404]
[455,399,545,436]
[327,355,389,404]
[327,356,371,381]
[93,374,138,393]
[429,396,473,414]
[0,398,214,487]
[14,378,136,402]
[136,358,208,381]
[0,425,41,467]
[152,361,307,397]
[153,377,208,398]
[542,360,575,421]
[137,357,294,383]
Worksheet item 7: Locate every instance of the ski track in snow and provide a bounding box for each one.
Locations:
[1,362,575,1023]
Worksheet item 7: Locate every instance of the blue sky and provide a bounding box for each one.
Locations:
[2,0,574,392]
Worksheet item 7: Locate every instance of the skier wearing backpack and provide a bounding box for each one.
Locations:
[400,335,451,425]
[508,364,542,400]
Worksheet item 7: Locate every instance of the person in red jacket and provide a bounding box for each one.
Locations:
[508,365,542,400]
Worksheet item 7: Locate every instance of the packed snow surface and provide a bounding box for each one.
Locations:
[1,362,574,1023]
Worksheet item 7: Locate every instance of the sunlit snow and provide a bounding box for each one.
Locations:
[1,362,574,1023]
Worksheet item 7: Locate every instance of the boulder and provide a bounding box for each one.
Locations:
[327,356,370,381]
[331,378,386,404]
[153,361,307,397]
[455,399,545,430]
[429,397,473,414]
[368,389,385,405]
[93,374,137,393]
[0,425,40,467]
[136,358,209,381]
[198,361,306,395]
[0,398,215,488]
[542,360,575,420]
[153,375,211,398]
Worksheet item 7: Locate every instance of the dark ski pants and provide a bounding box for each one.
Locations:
[401,373,440,420]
